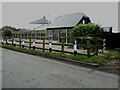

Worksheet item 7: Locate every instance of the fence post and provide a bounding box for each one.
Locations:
[87,39,91,57]
[6,36,9,45]
[49,38,52,52]
[6,36,7,44]
[13,38,16,47]
[29,38,31,49]
[19,37,21,47]
[27,32,28,39]
[43,38,45,52]
[12,36,13,45]
[1,37,3,44]
[33,38,35,50]
[22,38,24,48]
[7,37,9,45]
[74,39,77,56]
[96,40,99,55]
[61,38,64,53]
[102,39,106,53]
[58,29,60,42]
[66,29,68,44]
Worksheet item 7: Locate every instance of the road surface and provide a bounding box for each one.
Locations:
[2,48,118,88]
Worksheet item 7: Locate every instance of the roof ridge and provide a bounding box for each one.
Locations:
[60,12,85,17]
[54,12,87,20]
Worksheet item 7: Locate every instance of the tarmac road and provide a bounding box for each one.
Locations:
[2,48,118,88]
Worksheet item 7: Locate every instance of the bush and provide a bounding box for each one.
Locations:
[70,23,105,46]
[71,23,104,37]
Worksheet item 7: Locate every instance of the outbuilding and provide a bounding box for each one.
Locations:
[46,12,91,43]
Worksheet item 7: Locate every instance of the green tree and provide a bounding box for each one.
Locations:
[2,26,18,36]
[1,26,27,36]
[3,28,12,36]
[2,26,18,31]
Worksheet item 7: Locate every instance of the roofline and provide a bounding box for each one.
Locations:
[56,12,88,18]
[47,12,90,29]
[47,26,74,30]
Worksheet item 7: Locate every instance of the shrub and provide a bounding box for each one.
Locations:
[70,23,105,46]
[71,23,104,37]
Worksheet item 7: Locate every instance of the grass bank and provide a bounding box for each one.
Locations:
[2,44,118,66]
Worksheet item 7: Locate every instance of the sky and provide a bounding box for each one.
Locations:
[1,2,119,33]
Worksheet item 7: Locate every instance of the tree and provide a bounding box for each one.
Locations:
[2,26,18,36]
[3,28,12,36]
[2,26,18,31]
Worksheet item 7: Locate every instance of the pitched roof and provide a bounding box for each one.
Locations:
[29,16,51,24]
[35,24,49,31]
[47,12,90,29]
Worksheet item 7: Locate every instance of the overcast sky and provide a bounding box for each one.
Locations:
[2,2,119,32]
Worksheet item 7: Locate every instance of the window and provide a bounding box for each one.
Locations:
[82,20,85,25]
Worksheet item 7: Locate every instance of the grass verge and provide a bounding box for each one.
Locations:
[101,53,120,58]
[2,44,116,66]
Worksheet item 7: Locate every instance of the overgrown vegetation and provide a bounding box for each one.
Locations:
[71,23,104,38]
[70,23,109,49]
[101,53,120,58]
[2,44,116,66]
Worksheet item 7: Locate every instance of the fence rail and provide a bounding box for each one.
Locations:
[1,36,106,57]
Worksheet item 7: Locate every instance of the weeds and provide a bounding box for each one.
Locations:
[101,53,120,58]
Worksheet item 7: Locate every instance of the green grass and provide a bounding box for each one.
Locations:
[101,53,120,58]
[107,49,120,54]
[2,44,115,66]
[67,46,73,49]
